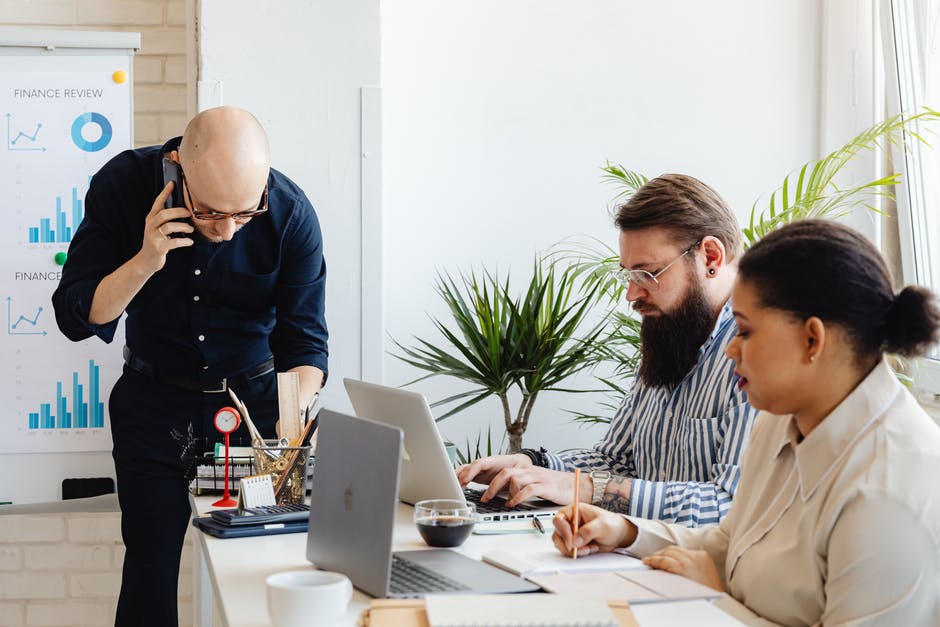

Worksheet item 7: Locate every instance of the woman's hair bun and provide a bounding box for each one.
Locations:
[884,285,940,357]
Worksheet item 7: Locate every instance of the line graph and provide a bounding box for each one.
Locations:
[5,113,46,152]
[6,296,47,336]
[11,123,41,144]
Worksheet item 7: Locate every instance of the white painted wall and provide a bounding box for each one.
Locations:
[381,1,824,453]
[197,0,381,411]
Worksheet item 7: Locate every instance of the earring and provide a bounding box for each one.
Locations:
[708,268,716,276]
[809,354,817,363]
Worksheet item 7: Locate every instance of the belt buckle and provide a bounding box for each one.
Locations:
[203,378,227,394]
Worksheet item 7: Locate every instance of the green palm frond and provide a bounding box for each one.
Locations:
[742,108,940,246]
[565,375,631,425]
[601,161,649,204]
[584,311,641,375]
[545,236,624,303]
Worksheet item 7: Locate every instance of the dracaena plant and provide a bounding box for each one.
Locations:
[392,258,607,452]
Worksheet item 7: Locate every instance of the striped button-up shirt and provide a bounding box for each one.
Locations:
[543,301,757,526]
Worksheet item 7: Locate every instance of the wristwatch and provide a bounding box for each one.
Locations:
[590,470,611,505]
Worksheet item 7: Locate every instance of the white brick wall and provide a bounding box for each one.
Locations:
[0,602,25,627]
[0,511,195,627]
[0,4,195,625]
[27,602,113,627]
[1,0,194,146]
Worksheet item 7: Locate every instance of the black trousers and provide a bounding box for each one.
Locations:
[109,366,278,627]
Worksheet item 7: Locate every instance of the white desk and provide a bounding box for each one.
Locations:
[190,496,759,626]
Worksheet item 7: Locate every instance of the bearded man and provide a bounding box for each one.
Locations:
[457,174,757,526]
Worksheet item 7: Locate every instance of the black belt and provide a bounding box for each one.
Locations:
[123,346,275,394]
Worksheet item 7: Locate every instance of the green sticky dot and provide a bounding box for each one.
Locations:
[54,252,67,266]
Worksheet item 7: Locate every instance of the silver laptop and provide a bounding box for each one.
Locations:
[343,378,559,522]
[306,409,539,598]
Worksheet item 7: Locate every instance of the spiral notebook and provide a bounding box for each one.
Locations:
[424,594,619,627]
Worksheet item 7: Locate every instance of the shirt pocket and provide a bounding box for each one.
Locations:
[675,415,722,480]
[215,270,277,314]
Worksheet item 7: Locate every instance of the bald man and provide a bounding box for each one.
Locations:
[53,106,328,626]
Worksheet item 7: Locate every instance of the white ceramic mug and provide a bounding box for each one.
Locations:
[266,569,353,627]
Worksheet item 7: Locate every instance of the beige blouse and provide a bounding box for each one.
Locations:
[627,359,940,626]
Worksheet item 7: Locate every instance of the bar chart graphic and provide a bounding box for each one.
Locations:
[27,179,90,244]
[27,359,105,430]
[1,56,132,460]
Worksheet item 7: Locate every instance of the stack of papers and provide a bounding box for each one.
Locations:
[482,549,723,604]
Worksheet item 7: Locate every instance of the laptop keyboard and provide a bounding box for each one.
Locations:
[388,554,470,596]
[463,488,536,514]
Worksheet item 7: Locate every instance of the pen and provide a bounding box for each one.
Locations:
[532,517,546,534]
[572,468,581,559]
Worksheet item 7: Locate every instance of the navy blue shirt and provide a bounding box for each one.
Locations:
[52,138,329,384]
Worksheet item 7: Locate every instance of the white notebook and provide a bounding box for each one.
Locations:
[425,594,618,627]
[482,548,645,576]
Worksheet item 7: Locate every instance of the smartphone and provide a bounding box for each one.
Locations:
[161,157,191,237]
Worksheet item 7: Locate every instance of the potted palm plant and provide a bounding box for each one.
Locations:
[392,259,606,452]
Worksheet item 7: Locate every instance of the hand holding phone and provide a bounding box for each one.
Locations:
[135,163,194,274]
[161,158,192,238]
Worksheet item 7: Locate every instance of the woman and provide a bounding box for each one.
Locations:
[553,220,940,625]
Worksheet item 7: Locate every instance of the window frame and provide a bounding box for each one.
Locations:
[890,0,940,399]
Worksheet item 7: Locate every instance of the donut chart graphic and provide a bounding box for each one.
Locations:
[70,112,112,152]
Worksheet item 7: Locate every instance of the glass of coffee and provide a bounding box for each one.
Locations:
[414,499,477,547]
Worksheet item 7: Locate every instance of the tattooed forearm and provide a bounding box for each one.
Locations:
[599,475,632,514]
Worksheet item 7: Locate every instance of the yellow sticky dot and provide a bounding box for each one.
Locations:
[112,70,128,84]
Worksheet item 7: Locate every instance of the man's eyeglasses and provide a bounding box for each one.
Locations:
[611,239,702,291]
[179,166,268,221]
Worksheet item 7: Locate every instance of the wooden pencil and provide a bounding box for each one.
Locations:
[572,468,581,559]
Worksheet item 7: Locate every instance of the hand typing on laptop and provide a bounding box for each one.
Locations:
[457,455,594,508]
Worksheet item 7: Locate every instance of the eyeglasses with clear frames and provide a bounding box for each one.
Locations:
[180,166,268,221]
[611,239,703,291]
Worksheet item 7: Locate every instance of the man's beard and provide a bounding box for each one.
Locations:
[636,278,716,388]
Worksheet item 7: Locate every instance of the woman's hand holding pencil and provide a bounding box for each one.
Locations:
[551,500,639,558]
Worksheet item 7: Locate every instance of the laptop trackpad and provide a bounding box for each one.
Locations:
[396,549,540,594]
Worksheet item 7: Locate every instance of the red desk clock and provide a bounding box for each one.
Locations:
[212,406,242,507]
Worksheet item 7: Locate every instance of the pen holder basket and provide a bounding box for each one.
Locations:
[251,440,311,505]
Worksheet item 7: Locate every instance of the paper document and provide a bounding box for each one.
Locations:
[527,572,661,603]
[622,569,723,601]
[630,599,745,626]
[528,569,722,604]
[483,549,645,576]
[425,593,619,627]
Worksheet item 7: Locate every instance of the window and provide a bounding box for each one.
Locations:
[891,0,940,395]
